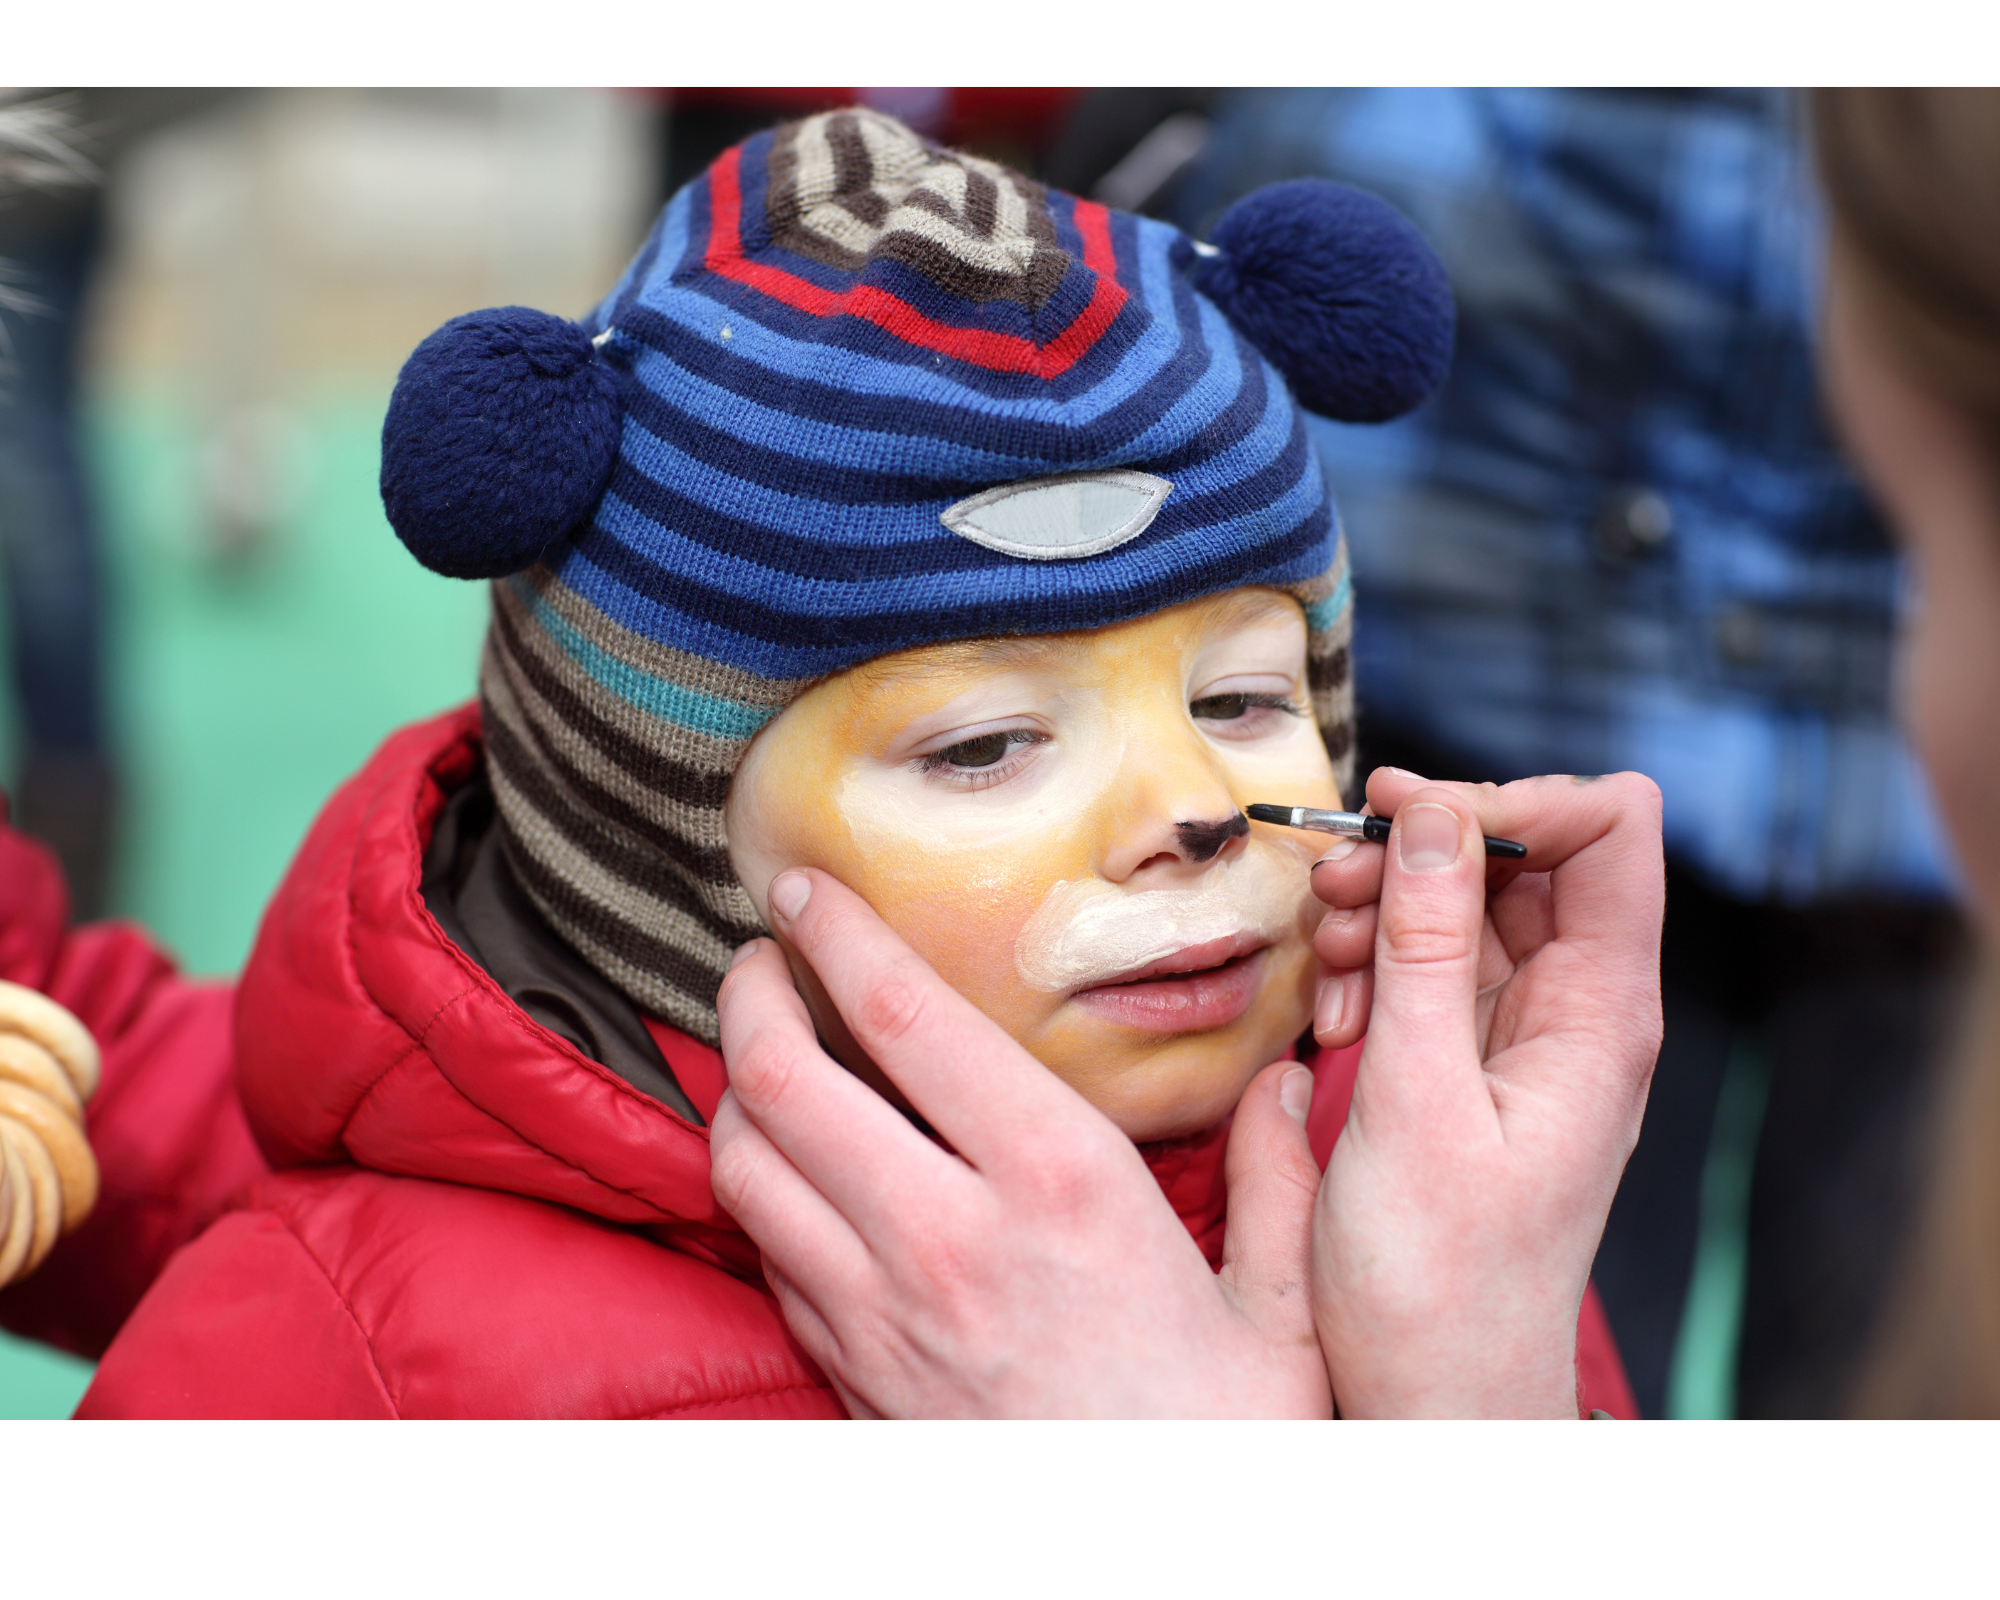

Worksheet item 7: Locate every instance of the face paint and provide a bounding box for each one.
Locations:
[828,688,1126,858]
[1175,812,1250,864]
[1014,846,1312,994]
[725,587,1344,1141]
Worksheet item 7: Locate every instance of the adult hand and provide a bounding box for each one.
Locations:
[708,869,1331,1418]
[1305,769,1665,1417]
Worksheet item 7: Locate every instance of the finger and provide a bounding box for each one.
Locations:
[1310,964,1373,1050]
[707,1088,875,1300]
[757,1257,881,1418]
[1364,767,1661,895]
[1400,772,1664,1046]
[1218,1063,1325,1347]
[1353,788,1492,1133]
[716,937,971,1235]
[1307,837,1385,911]
[1311,900,1376,971]
[763,868,1120,1175]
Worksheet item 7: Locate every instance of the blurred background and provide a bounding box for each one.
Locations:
[0,87,1965,1421]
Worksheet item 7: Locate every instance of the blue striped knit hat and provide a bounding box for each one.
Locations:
[380,108,1453,1043]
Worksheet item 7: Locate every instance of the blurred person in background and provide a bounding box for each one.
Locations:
[1815,87,2000,1418]
[1070,87,1965,1419]
[0,89,226,919]
[0,89,116,919]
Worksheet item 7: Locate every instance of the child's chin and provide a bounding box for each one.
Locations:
[1044,1030,1292,1144]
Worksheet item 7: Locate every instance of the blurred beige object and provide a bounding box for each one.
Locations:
[0,978,102,1099]
[0,1114,64,1275]
[92,89,654,560]
[0,1033,82,1119]
[0,983,101,1286]
[0,1138,31,1284]
[0,1079,97,1219]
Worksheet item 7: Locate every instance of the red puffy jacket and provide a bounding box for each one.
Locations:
[10,706,1635,1417]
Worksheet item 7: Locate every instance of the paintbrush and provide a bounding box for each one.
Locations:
[1245,804,1529,861]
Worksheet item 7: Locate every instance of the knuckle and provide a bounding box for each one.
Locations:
[1625,772,1665,819]
[1019,1133,1115,1220]
[714,961,753,1013]
[908,1230,981,1302]
[1603,770,1664,817]
[728,1030,800,1114]
[708,1137,758,1211]
[1378,918,1474,968]
[1028,1164,1102,1224]
[852,965,934,1050]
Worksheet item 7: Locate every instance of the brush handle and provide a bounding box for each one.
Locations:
[1251,806,1528,861]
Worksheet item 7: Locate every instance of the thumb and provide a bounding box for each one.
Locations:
[1217,1061,1322,1339]
[1358,790,1488,1127]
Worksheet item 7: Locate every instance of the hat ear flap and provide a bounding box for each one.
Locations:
[380,307,623,579]
[1190,179,1455,424]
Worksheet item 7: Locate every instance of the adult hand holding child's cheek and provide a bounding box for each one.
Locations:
[1308,769,1665,1417]
[710,868,1333,1419]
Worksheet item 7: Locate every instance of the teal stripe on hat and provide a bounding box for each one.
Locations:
[510,574,781,741]
[1305,570,1352,634]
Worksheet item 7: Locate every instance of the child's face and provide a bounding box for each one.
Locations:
[726,587,1341,1141]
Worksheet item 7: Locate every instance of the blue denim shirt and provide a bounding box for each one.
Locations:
[1178,87,1956,903]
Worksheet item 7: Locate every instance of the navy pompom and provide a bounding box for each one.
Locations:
[1191,180,1455,423]
[380,307,623,579]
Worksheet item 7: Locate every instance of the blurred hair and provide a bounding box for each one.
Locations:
[1816,89,2000,443]
[1814,88,2000,1416]
[0,91,96,196]
[0,92,94,329]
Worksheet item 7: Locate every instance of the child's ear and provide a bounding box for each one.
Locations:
[380,306,624,579]
[1183,179,1455,424]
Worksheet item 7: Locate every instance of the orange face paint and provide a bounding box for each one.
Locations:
[725,587,1342,1141]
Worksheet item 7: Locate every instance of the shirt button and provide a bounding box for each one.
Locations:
[1594,487,1674,561]
[1714,603,1765,667]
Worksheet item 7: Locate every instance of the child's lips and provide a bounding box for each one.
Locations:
[1068,936,1271,1034]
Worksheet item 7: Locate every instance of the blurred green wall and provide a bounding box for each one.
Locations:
[0,386,486,1416]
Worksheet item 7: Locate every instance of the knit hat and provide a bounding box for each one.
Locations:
[380,108,1453,1044]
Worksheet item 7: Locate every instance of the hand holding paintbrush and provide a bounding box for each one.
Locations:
[1295,765,1663,1416]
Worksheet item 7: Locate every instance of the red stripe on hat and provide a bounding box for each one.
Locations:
[702,146,1126,379]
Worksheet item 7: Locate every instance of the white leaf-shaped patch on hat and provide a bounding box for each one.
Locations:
[940,471,1173,561]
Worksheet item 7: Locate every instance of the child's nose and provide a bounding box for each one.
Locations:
[1097,751,1251,882]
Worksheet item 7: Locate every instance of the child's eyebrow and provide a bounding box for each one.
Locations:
[857,636,1066,690]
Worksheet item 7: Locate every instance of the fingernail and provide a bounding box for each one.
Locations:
[768,870,811,922]
[729,940,760,969]
[1280,1066,1315,1125]
[1313,838,1359,866]
[1313,974,1345,1037]
[1397,803,1461,871]
[1387,766,1426,779]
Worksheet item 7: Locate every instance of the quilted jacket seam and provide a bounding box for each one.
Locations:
[340,1002,691,1219]
[631,1379,836,1419]
[331,741,704,1219]
[264,1196,402,1418]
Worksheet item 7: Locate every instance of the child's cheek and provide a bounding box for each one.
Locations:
[819,829,1096,1038]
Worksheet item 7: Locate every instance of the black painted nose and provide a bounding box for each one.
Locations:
[1175,811,1249,863]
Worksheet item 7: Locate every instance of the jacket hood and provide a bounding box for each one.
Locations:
[233,706,1256,1264]
[236,706,735,1233]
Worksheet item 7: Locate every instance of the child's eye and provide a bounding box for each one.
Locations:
[929,732,1019,769]
[912,729,1048,787]
[1190,692,1303,722]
